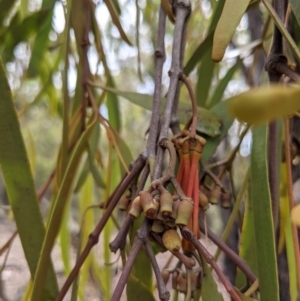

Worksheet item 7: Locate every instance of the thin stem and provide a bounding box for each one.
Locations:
[146,5,166,161]
[198,220,256,283]
[181,227,242,301]
[284,118,300,289]
[111,237,144,301]
[145,240,170,301]
[180,74,197,138]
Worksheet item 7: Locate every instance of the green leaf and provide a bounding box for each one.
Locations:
[208,59,240,108]
[202,100,234,162]
[212,0,251,62]
[228,85,300,125]
[235,189,258,289]
[183,31,214,76]
[250,125,279,301]
[106,75,121,132]
[88,145,106,188]
[1,9,51,62]
[201,254,224,301]
[290,0,300,27]
[27,0,55,77]
[195,39,216,108]
[90,83,222,137]
[127,274,156,301]
[0,58,58,299]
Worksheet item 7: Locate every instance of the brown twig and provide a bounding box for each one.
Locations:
[180,227,242,301]
[55,157,145,301]
[145,5,166,162]
[198,220,256,283]
[180,74,198,138]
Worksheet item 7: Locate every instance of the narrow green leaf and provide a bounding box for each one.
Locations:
[212,0,251,62]
[201,254,224,301]
[31,117,97,300]
[235,189,258,289]
[250,125,279,301]
[195,38,216,108]
[202,100,234,162]
[183,31,214,76]
[88,145,106,188]
[103,0,133,46]
[90,82,222,137]
[106,75,121,132]
[0,58,58,299]
[208,60,240,108]
[59,205,71,274]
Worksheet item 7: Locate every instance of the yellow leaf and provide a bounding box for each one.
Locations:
[228,85,300,124]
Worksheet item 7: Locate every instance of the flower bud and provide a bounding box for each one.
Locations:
[175,198,194,227]
[128,196,142,219]
[221,191,231,208]
[162,229,182,252]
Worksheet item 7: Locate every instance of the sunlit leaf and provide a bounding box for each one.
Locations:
[228,85,300,124]
[250,125,279,301]
[0,57,58,299]
[212,0,251,62]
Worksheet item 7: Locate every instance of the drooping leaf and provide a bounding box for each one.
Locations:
[290,0,300,27]
[250,125,279,301]
[208,59,240,108]
[103,0,133,46]
[228,85,300,124]
[212,0,251,62]
[0,58,58,299]
[90,83,222,137]
[201,254,224,301]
